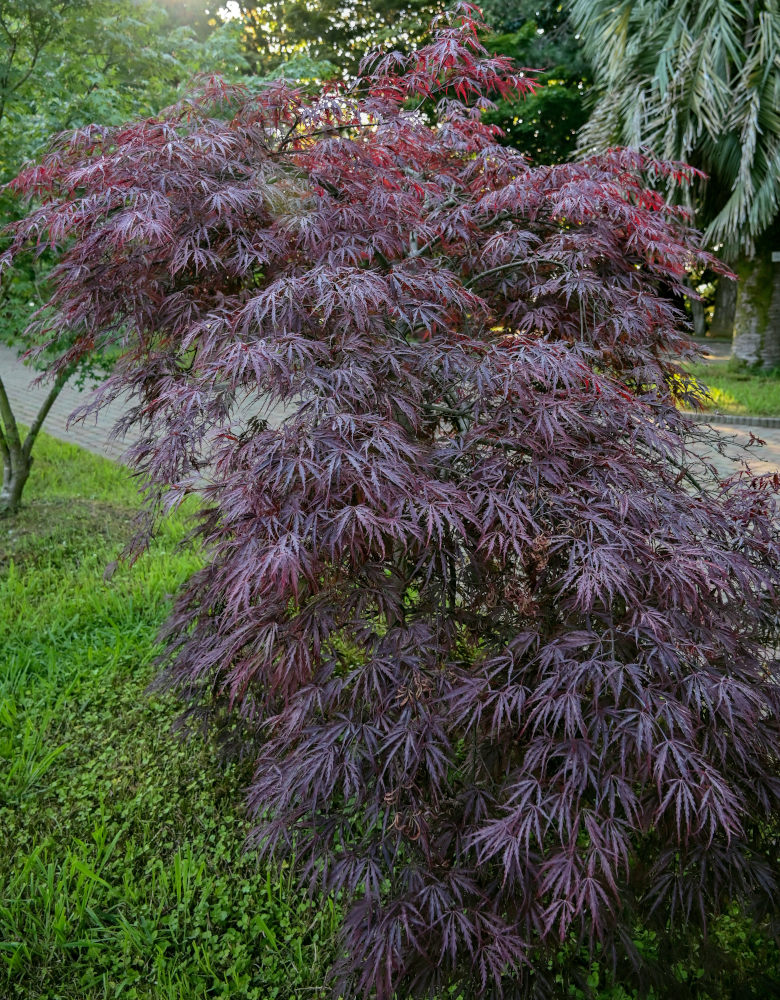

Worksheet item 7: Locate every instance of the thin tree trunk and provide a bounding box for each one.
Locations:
[689,294,706,337]
[0,374,27,514]
[710,276,737,339]
[0,368,71,514]
[0,448,32,513]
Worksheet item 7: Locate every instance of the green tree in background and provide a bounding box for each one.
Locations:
[0,0,248,512]
[481,0,589,164]
[569,0,780,365]
[227,0,436,77]
[0,0,246,183]
[224,0,588,162]
[159,0,220,38]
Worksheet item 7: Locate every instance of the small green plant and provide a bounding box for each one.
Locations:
[0,701,67,805]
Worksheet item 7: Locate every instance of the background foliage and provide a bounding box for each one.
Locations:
[481,0,589,163]
[223,0,434,77]
[0,0,248,344]
[569,0,780,258]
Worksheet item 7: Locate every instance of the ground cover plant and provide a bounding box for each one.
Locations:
[0,433,340,998]
[5,5,780,997]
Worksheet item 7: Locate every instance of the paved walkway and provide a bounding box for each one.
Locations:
[0,345,131,461]
[702,421,780,480]
[3,343,780,479]
[692,338,731,362]
[0,345,290,463]
[686,339,780,477]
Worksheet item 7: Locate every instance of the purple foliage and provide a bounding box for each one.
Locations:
[5,6,780,996]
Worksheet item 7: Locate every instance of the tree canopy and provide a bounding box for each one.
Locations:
[211,0,590,164]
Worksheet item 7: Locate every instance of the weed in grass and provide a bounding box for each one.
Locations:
[0,703,67,805]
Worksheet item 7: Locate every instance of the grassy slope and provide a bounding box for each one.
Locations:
[683,361,780,416]
[0,434,338,999]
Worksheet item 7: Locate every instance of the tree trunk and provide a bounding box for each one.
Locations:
[710,276,737,339]
[0,368,71,515]
[689,294,706,337]
[766,260,780,371]
[0,453,32,514]
[732,224,780,369]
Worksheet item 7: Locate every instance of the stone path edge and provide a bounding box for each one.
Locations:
[683,411,780,429]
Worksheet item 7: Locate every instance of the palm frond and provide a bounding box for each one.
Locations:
[569,0,780,255]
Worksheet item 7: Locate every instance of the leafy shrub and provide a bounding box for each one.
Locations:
[5,6,780,997]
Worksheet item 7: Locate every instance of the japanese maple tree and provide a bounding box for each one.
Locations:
[5,6,780,996]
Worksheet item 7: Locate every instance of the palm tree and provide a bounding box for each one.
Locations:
[569,0,780,366]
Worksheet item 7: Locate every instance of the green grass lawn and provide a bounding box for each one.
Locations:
[683,360,780,416]
[0,434,339,999]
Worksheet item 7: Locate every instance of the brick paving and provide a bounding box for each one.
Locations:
[0,344,290,463]
[0,344,132,461]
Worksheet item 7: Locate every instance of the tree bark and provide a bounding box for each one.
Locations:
[710,276,737,339]
[732,224,780,369]
[689,294,706,337]
[765,259,780,371]
[0,368,70,515]
[0,451,31,514]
